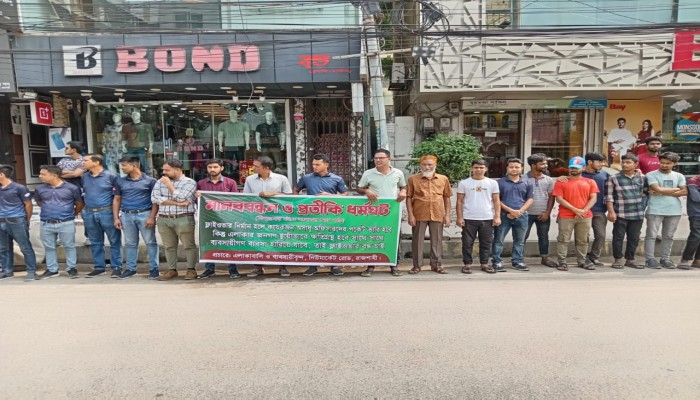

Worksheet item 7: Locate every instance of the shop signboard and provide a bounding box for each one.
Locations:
[461,99,607,110]
[198,193,401,266]
[675,113,700,140]
[30,101,53,126]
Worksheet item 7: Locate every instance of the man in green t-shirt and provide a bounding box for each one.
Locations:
[644,152,687,269]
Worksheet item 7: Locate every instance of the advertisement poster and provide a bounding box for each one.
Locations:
[603,100,662,170]
[48,127,71,157]
[198,193,401,266]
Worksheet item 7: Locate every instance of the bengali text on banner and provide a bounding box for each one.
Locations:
[198,192,401,266]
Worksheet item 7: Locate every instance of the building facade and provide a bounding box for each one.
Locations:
[5,0,368,188]
[396,0,700,178]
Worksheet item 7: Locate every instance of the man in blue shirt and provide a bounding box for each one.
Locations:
[81,154,122,278]
[294,153,348,277]
[581,153,610,267]
[35,165,84,279]
[114,157,159,280]
[492,158,533,272]
[0,165,37,281]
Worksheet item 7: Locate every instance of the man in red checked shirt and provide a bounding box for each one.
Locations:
[195,158,239,279]
[552,156,599,272]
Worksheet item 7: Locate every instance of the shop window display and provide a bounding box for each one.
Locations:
[90,101,288,183]
[531,110,584,164]
[463,112,520,178]
[661,98,700,178]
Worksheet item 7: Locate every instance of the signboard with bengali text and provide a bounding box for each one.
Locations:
[198,193,401,266]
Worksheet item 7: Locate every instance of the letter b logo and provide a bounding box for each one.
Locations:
[63,45,103,76]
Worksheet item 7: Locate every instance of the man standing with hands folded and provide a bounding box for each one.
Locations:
[552,156,598,271]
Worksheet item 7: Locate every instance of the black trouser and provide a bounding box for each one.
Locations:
[611,217,644,260]
[681,217,700,261]
[461,219,494,265]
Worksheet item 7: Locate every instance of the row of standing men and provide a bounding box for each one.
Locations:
[1,136,698,281]
[408,136,700,274]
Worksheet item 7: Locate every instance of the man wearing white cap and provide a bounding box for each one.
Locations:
[551,156,599,271]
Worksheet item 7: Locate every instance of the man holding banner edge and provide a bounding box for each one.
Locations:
[356,149,406,277]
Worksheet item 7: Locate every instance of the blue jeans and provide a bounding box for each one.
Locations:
[83,208,122,270]
[492,212,528,264]
[524,214,551,257]
[0,217,37,273]
[120,211,159,273]
[40,220,77,272]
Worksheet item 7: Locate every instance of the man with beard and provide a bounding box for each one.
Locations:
[406,155,452,274]
[637,136,662,174]
[552,157,598,271]
[523,153,557,268]
[151,159,198,280]
[644,152,686,269]
[605,154,646,269]
[196,159,239,279]
[581,153,610,268]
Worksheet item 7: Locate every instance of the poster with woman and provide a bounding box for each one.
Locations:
[603,100,662,170]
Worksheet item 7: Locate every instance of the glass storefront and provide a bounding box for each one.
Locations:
[531,109,584,164]
[90,101,289,184]
[661,98,700,178]
[463,111,521,178]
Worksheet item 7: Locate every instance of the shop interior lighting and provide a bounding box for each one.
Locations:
[49,90,61,94]
[115,89,127,93]
[293,86,303,89]
[185,87,197,91]
[150,88,161,92]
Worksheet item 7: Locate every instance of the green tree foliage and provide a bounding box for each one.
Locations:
[408,134,482,183]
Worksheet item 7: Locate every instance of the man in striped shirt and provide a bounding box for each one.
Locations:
[151,159,198,281]
[605,154,646,269]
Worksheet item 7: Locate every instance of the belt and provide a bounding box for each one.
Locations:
[158,213,195,219]
[85,205,112,212]
[42,217,75,224]
[122,208,152,214]
[0,217,24,223]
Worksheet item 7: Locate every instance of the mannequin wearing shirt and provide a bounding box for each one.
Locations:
[102,113,125,174]
[218,110,250,171]
[255,112,285,166]
[122,111,154,175]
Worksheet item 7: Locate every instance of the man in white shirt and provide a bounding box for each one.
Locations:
[243,156,293,277]
[608,118,637,158]
[456,159,501,274]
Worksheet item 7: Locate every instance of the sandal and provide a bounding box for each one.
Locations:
[408,267,421,275]
[431,266,448,274]
[360,269,373,277]
[556,263,569,271]
[391,269,403,277]
[461,265,472,274]
[480,265,496,274]
[611,260,624,269]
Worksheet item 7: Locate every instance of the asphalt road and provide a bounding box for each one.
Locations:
[2,261,700,399]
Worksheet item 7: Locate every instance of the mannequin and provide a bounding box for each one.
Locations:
[102,113,125,174]
[122,111,154,175]
[255,111,285,166]
[218,110,250,165]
